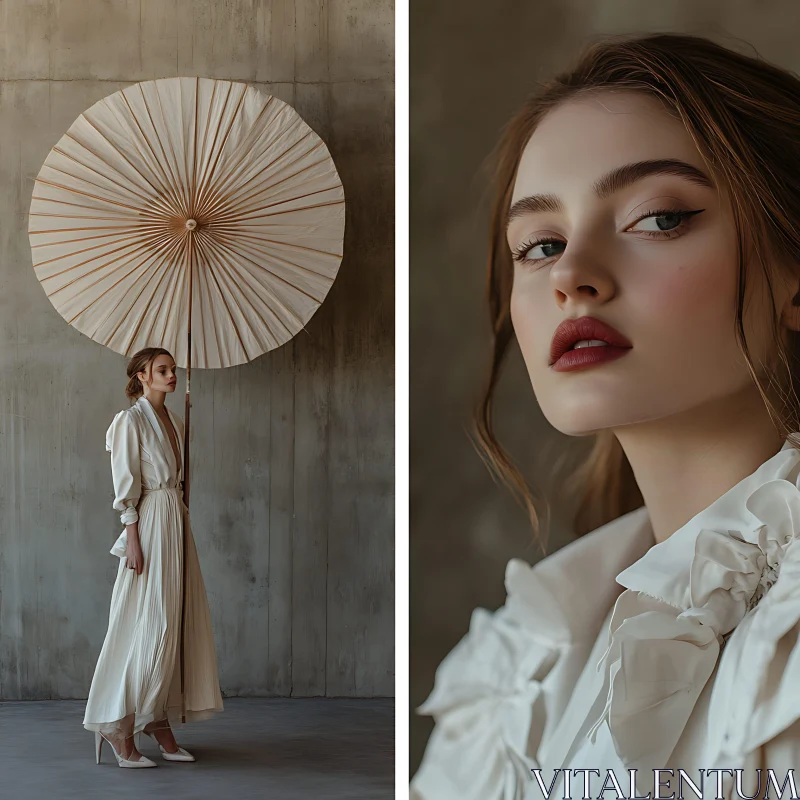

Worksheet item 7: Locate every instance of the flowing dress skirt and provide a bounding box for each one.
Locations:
[83,486,224,736]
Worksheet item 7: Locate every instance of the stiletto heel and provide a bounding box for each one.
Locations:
[94,730,158,768]
[141,722,196,762]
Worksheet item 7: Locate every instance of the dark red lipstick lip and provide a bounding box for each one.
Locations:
[549,315,633,367]
[551,343,632,372]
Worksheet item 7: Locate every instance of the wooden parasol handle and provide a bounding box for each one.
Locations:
[178,227,195,724]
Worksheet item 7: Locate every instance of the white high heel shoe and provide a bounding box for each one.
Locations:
[140,724,196,762]
[95,731,158,768]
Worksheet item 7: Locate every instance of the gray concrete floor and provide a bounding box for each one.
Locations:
[0,697,394,799]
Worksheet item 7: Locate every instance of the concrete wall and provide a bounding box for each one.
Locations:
[0,0,394,700]
[410,0,800,773]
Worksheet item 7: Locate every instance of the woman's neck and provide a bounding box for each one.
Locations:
[614,384,783,545]
[143,390,167,413]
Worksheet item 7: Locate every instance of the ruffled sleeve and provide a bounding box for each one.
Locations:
[106,409,142,526]
[410,506,655,799]
[410,559,577,800]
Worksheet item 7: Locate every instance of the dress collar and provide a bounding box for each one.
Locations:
[615,437,800,609]
[135,394,181,477]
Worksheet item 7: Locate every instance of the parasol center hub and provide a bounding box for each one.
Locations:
[185,219,198,231]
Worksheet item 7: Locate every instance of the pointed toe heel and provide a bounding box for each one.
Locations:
[94,730,158,768]
[141,729,196,762]
[160,745,196,762]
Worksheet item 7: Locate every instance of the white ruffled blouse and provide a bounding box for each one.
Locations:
[411,438,800,799]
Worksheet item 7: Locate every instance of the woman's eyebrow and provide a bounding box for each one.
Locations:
[505,158,714,228]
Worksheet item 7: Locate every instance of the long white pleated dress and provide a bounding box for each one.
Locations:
[83,393,224,737]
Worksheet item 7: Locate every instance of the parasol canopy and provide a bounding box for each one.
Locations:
[28,76,345,369]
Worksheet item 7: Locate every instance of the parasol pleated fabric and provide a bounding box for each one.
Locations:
[29,76,345,369]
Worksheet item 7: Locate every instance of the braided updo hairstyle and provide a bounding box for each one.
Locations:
[125,347,175,403]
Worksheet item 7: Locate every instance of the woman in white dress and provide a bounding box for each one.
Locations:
[83,347,224,768]
[413,33,800,799]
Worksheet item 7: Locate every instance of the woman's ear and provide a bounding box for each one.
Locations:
[780,280,800,333]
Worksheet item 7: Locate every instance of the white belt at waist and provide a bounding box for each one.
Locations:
[141,485,183,495]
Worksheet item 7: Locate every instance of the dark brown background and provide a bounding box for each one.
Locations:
[410,0,800,778]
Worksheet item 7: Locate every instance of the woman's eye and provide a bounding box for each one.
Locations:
[513,239,566,263]
[512,208,704,265]
[628,208,705,236]
[632,211,684,232]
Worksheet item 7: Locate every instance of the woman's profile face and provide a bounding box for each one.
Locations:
[507,90,782,436]
[139,354,178,395]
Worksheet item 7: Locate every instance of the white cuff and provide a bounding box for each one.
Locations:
[120,506,139,525]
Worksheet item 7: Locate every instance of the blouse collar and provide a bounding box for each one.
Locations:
[582,434,800,775]
[615,437,800,609]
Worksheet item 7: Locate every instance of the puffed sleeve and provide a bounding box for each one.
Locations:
[105,410,142,526]
[410,558,576,800]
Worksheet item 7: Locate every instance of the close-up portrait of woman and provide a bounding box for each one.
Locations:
[410,6,800,799]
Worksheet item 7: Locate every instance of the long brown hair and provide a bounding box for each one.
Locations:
[473,33,800,554]
[125,347,174,402]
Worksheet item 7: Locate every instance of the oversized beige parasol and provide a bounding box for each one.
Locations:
[28,76,345,720]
